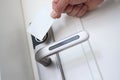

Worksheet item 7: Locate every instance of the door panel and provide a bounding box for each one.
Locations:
[21,0,120,80]
[82,0,120,80]
[52,15,102,80]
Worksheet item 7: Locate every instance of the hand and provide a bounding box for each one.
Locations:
[51,0,104,18]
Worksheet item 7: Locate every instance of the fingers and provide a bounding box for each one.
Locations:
[51,0,61,18]
[51,0,104,18]
[51,0,69,18]
[66,5,83,16]
[51,0,88,18]
[69,0,88,5]
[65,4,88,17]
[85,0,104,10]
[64,5,74,13]
[76,5,88,17]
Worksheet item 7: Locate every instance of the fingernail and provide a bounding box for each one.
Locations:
[51,10,58,18]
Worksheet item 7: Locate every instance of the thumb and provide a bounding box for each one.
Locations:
[51,0,69,18]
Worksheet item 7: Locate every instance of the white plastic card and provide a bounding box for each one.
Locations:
[27,2,54,41]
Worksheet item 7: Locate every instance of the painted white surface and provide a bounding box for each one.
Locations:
[82,0,120,80]
[21,0,63,80]
[0,0,34,80]
[52,14,102,80]
[21,0,120,80]
[52,0,120,80]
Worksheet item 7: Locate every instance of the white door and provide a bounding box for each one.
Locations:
[21,0,120,80]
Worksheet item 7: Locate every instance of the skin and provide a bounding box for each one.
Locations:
[51,0,104,18]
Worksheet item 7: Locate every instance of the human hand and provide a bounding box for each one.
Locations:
[51,0,104,18]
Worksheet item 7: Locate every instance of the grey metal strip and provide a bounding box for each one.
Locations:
[49,35,80,50]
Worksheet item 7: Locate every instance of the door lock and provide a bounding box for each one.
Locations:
[35,31,89,66]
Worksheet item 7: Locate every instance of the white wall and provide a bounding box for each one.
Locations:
[0,0,34,80]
